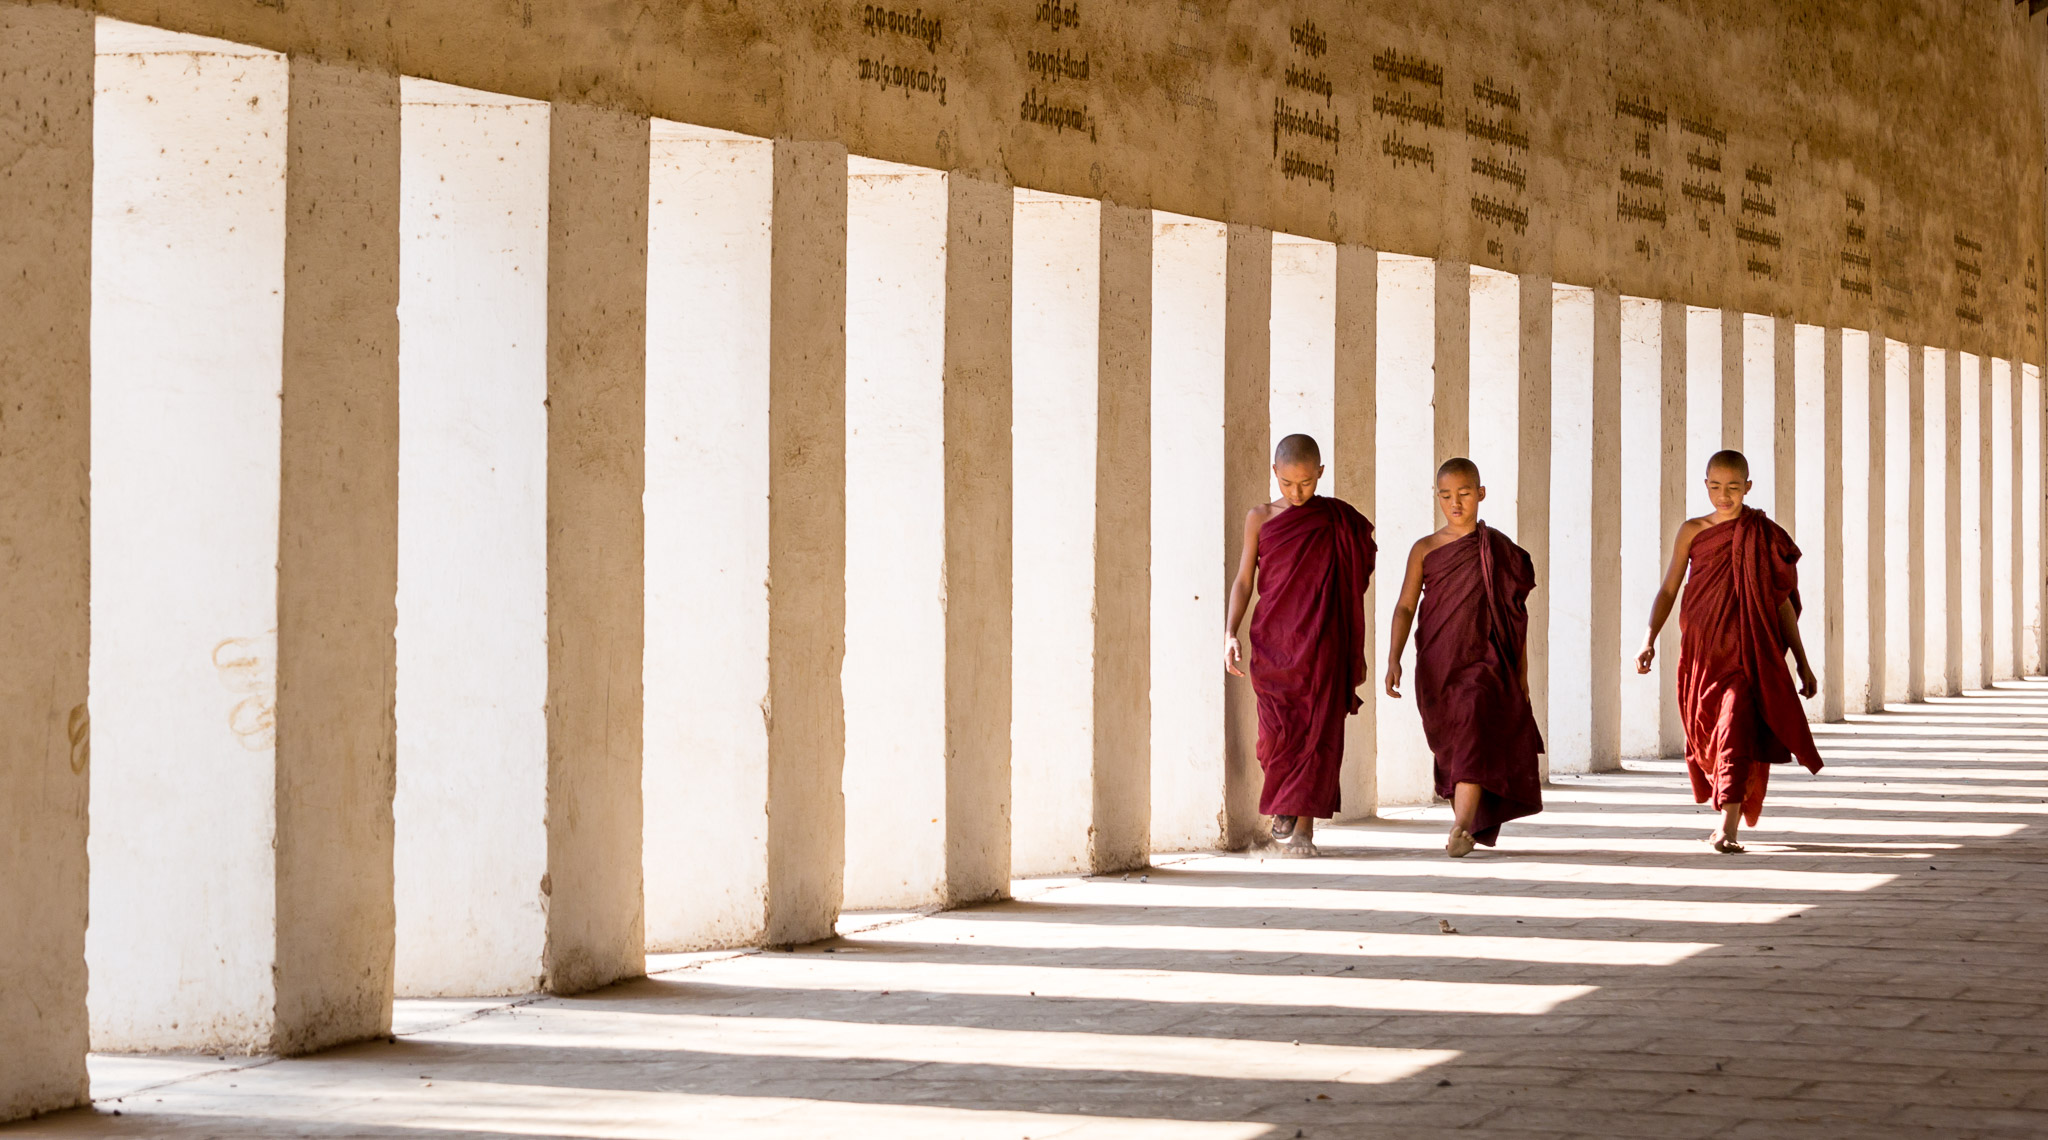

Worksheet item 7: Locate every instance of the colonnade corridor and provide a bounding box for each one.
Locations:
[2,684,2041,1138]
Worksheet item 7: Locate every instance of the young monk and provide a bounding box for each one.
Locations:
[1638,449,1821,853]
[1384,458,1544,857]
[1225,433,1378,856]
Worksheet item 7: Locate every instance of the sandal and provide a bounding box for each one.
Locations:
[1270,815,1298,840]
[1709,835,1746,854]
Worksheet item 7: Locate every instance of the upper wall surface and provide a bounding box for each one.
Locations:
[71,0,2047,356]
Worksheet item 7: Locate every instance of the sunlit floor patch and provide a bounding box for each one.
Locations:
[682,956,1593,1014]
[1037,880,1810,923]
[1171,854,1896,893]
[449,1009,1462,1084]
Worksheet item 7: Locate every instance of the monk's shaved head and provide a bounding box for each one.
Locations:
[1275,433,1322,467]
[1706,449,1750,479]
[1437,456,1481,484]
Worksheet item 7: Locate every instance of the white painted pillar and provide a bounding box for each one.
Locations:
[1742,313,1780,516]
[1374,254,1438,801]
[1976,354,1996,687]
[1934,347,1959,698]
[394,82,549,995]
[1618,296,1663,758]
[1332,246,1378,812]
[1470,269,1521,530]
[1793,323,1830,721]
[1550,284,1619,775]
[1221,225,1272,848]
[643,123,773,952]
[0,2,93,1120]
[1149,214,1226,850]
[1271,236,1336,491]
[1686,306,1725,510]
[2025,362,2044,675]
[763,141,849,947]
[1657,302,1687,753]
[1993,357,2017,681]
[1959,352,1985,691]
[1840,329,1874,714]
[843,162,1013,904]
[543,101,648,992]
[1520,276,1556,761]
[1885,339,1913,704]
[1089,204,1153,868]
[92,27,404,1053]
[1012,191,1103,878]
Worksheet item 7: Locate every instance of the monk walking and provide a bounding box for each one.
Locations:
[1638,449,1820,853]
[1384,458,1544,857]
[1225,433,1377,856]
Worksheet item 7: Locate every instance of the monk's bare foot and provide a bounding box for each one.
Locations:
[1270,815,1297,841]
[1446,826,1476,858]
[1708,830,1745,854]
[1278,835,1320,858]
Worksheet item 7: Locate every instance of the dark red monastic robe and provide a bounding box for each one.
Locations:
[1677,507,1823,825]
[1415,523,1544,846]
[1249,496,1377,818]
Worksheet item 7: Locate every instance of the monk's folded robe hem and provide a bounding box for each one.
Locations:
[1678,506,1823,826]
[1249,496,1377,818]
[1415,523,1544,846]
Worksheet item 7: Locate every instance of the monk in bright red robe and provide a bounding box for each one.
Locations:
[1385,458,1543,856]
[1226,434,1377,856]
[1639,450,1821,852]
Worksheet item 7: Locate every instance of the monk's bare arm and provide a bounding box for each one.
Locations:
[1636,520,1703,673]
[1778,597,1819,698]
[1224,508,1263,676]
[1383,540,1429,698]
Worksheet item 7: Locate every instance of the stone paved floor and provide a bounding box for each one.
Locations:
[13,684,2048,1138]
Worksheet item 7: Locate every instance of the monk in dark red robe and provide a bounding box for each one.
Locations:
[1639,450,1821,852]
[1385,459,1544,856]
[1227,434,1377,855]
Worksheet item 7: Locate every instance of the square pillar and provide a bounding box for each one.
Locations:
[1722,308,1745,452]
[1936,347,1961,697]
[763,141,848,947]
[1374,255,1437,800]
[1977,354,1996,686]
[1959,353,1985,691]
[644,123,773,953]
[1773,317,1798,531]
[1090,203,1152,870]
[1618,296,1664,759]
[2025,362,2044,674]
[1840,329,1876,713]
[940,174,1014,902]
[1332,245,1378,812]
[1791,323,1829,721]
[1590,290,1624,771]
[1221,224,1271,849]
[1907,345,1928,700]
[1519,275,1556,758]
[1994,357,2018,681]
[273,56,404,1055]
[0,2,92,1120]
[1815,326,1845,721]
[543,102,648,991]
[1741,313,1779,516]
[1658,302,1688,753]
[1548,284,1618,774]
[1884,339,1913,704]
[1469,271,1521,542]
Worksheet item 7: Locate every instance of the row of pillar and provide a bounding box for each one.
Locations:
[4,5,2046,1122]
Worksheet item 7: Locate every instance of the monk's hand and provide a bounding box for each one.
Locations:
[1635,644,1656,674]
[1224,635,1246,677]
[1384,660,1403,698]
[1797,662,1818,699]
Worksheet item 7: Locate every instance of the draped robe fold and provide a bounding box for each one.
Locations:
[1249,496,1377,818]
[1677,507,1824,825]
[1414,523,1544,846]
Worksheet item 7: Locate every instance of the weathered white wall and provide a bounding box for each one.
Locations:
[1618,296,1663,757]
[1884,340,1914,704]
[1839,329,1873,712]
[643,123,774,949]
[843,159,948,907]
[1373,254,1437,803]
[1011,190,1100,877]
[1794,323,1829,720]
[1150,214,1226,850]
[1959,353,1985,692]
[88,23,287,1052]
[391,81,549,995]
[1270,236,1336,494]
[1469,268,1520,526]
[1547,284,1596,774]
[2026,363,2044,675]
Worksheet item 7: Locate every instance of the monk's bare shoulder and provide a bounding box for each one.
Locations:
[1243,499,1287,536]
[1408,528,1461,563]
